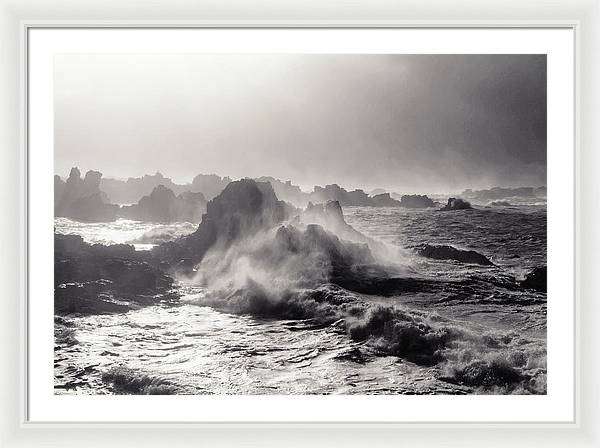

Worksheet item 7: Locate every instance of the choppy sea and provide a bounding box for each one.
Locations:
[54,203,547,395]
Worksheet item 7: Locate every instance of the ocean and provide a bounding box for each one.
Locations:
[54,203,547,395]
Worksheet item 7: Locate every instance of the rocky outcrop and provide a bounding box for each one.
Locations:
[152,179,295,267]
[55,168,119,222]
[255,176,310,208]
[489,201,512,207]
[311,184,372,207]
[440,197,473,211]
[301,201,368,244]
[55,234,176,315]
[417,244,493,266]
[520,266,546,292]
[100,172,189,205]
[120,185,207,223]
[370,193,401,207]
[398,194,436,208]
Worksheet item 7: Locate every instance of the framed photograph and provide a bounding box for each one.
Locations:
[1,0,599,446]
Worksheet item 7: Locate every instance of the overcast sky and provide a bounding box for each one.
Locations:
[55,54,546,193]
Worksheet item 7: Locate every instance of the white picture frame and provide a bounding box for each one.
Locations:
[1,0,598,446]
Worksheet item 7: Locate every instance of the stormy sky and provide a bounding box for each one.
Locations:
[54,54,546,193]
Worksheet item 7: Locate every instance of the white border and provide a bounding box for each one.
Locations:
[25,27,575,424]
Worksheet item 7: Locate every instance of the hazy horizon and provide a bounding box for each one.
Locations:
[55,54,546,194]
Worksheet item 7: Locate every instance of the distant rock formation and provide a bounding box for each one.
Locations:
[520,266,546,292]
[100,172,188,205]
[120,185,207,223]
[370,193,402,207]
[489,201,512,207]
[417,244,493,266]
[55,168,119,222]
[440,197,472,211]
[398,194,436,208]
[190,174,232,201]
[310,184,408,207]
[461,186,546,202]
[255,176,311,208]
[311,184,372,207]
[54,234,176,315]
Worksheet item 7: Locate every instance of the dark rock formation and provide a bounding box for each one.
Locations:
[440,197,473,211]
[55,234,176,315]
[152,179,294,267]
[55,168,119,222]
[119,185,207,223]
[418,244,493,266]
[398,194,436,208]
[520,266,546,292]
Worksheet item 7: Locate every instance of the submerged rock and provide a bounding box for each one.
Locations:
[417,244,493,266]
[55,234,177,315]
[440,197,472,211]
[520,266,547,292]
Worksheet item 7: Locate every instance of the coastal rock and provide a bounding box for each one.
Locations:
[520,266,546,292]
[119,185,207,223]
[153,179,294,265]
[55,234,176,315]
[440,197,472,211]
[100,171,189,205]
[489,201,512,207]
[55,167,119,222]
[398,194,436,208]
[417,244,493,266]
[370,193,402,207]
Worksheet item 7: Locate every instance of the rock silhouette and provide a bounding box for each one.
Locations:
[398,194,436,208]
[55,168,119,222]
[54,234,176,315]
[120,185,207,223]
[418,244,493,266]
[440,197,473,211]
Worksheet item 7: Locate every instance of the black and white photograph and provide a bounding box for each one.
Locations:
[53,53,548,396]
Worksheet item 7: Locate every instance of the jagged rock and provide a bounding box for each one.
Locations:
[255,176,310,208]
[152,179,294,266]
[311,184,372,207]
[301,201,368,244]
[489,201,512,207]
[100,172,189,205]
[119,185,207,223]
[520,266,546,292]
[55,167,118,222]
[417,244,493,266]
[55,234,176,315]
[440,197,472,211]
[398,194,436,208]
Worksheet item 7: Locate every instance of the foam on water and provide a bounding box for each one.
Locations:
[54,205,546,395]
